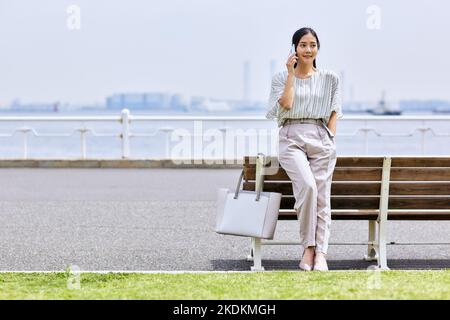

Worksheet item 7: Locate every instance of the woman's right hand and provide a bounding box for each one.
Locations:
[286,53,298,75]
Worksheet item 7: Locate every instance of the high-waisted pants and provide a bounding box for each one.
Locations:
[278,119,337,254]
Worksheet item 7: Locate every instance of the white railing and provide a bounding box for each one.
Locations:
[340,117,450,155]
[0,109,450,159]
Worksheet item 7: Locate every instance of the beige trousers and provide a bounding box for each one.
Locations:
[278,119,337,254]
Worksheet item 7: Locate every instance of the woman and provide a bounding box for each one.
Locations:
[266,27,343,271]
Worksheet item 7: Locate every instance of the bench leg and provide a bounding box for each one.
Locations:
[250,238,264,271]
[376,219,389,270]
[246,238,254,261]
[364,220,378,261]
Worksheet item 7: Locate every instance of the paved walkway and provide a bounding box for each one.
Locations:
[0,168,449,271]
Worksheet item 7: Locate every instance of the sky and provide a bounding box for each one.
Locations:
[1,0,450,106]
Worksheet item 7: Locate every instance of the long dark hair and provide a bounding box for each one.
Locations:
[292,27,320,68]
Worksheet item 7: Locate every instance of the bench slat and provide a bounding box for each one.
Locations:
[245,156,385,167]
[281,196,381,210]
[387,197,450,209]
[244,167,382,181]
[278,211,378,220]
[280,196,450,210]
[243,181,450,196]
[391,157,450,167]
[244,167,450,182]
[244,156,450,168]
[243,181,382,195]
[390,168,450,181]
[278,210,450,220]
[390,182,450,195]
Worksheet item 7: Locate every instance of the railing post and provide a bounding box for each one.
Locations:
[416,125,430,156]
[219,126,231,162]
[79,126,87,159]
[22,129,29,160]
[121,109,130,159]
[420,120,426,155]
[19,126,31,160]
[364,120,369,155]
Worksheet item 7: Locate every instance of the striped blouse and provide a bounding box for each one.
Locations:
[266,69,343,127]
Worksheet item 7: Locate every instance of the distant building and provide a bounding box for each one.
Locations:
[189,96,230,112]
[106,93,173,110]
[434,104,450,114]
[342,101,365,113]
[105,92,270,113]
[399,100,450,113]
[190,96,207,112]
[169,94,190,112]
[9,99,60,112]
[232,100,265,112]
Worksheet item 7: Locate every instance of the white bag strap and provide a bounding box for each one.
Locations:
[233,166,263,202]
[233,169,245,199]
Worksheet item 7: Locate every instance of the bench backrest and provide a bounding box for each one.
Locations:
[243,156,450,220]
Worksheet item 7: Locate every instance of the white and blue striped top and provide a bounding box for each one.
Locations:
[266,69,343,127]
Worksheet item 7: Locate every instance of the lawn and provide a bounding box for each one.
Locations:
[0,270,449,300]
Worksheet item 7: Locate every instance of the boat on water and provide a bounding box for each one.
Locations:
[367,91,402,115]
[369,109,402,115]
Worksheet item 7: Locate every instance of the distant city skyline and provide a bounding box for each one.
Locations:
[5,88,450,115]
[1,0,450,106]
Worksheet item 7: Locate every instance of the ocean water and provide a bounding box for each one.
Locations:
[0,111,449,159]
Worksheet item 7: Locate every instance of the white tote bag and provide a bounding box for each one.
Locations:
[215,170,282,239]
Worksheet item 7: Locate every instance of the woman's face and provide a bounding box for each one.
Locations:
[296,33,318,66]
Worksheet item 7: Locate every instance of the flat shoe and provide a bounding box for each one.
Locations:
[299,251,313,271]
[313,256,328,271]
[299,261,312,271]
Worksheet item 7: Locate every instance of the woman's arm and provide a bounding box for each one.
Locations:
[327,111,338,135]
[277,53,298,110]
[278,74,295,110]
[328,72,343,133]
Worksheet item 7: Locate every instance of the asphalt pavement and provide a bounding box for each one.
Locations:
[0,168,449,271]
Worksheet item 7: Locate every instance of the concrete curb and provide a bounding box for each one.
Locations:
[0,159,244,169]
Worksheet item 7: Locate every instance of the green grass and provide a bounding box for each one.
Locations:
[0,270,449,300]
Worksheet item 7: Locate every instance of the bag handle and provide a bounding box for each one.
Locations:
[233,153,265,201]
[233,169,245,199]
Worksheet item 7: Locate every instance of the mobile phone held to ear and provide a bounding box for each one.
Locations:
[291,44,298,68]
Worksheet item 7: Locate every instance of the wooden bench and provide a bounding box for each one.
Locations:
[242,154,450,270]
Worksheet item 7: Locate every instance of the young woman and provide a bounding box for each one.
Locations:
[266,27,343,271]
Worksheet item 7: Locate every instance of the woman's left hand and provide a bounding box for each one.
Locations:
[327,112,338,136]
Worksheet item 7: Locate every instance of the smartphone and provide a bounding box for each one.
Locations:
[291,44,298,68]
